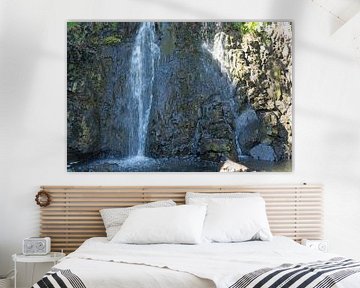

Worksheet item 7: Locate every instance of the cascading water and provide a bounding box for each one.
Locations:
[211,32,228,75]
[202,30,243,158]
[127,22,159,158]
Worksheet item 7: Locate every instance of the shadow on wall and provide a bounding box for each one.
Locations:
[297,105,360,185]
[299,40,358,63]
[0,1,61,136]
[132,0,219,18]
[0,0,63,279]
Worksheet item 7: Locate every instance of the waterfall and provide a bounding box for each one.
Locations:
[211,32,228,75]
[127,22,159,157]
[202,31,243,158]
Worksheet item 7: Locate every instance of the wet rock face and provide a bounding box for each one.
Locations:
[67,22,139,160]
[147,23,240,162]
[67,94,101,162]
[67,57,104,162]
[99,43,133,155]
[235,107,260,154]
[228,23,292,161]
[219,23,292,162]
[250,144,276,162]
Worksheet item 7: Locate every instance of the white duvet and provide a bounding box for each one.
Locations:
[54,237,360,288]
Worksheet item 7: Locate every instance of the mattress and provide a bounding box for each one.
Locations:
[35,236,360,288]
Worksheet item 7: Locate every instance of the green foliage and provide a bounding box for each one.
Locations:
[103,35,122,46]
[67,22,128,95]
[231,22,261,35]
[67,22,125,63]
[231,22,243,32]
[67,23,98,65]
[67,22,79,29]
[67,23,100,94]
[242,22,260,34]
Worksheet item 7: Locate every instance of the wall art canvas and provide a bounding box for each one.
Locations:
[67,22,292,172]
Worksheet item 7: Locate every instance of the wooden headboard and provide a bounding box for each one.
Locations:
[39,184,323,253]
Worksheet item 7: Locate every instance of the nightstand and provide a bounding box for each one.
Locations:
[301,239,328,252]
[12,252,65,288]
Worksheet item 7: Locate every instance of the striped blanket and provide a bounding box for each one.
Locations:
[230,258,360,288]
[32,268,86,288]
[32,258,360,288]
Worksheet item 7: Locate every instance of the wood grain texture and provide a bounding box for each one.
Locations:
[39,184,323,253]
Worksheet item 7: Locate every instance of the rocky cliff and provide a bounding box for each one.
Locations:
[67,22,292,170]
[218,22,293,161]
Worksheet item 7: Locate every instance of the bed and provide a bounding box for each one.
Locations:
[33,236,360,288]
[33,185,360,288]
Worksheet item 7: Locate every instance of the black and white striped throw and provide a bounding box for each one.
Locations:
[32,268,86,288]
[230,257,360,288]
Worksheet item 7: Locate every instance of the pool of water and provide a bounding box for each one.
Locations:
[67,155,291,172]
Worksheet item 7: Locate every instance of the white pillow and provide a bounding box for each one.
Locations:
[186,192,259,204]
[100,200,176,240]
[111,205,207,244]
[202,197,272,243]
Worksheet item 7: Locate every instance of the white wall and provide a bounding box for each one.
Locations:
[1,0,359,285]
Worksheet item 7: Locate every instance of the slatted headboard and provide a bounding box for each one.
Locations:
[39,184,323,253]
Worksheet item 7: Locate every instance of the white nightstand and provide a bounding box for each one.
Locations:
[12,252,65,288]
[301,239,328,252]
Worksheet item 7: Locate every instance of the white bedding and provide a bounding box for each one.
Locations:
[53,237,360,288]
